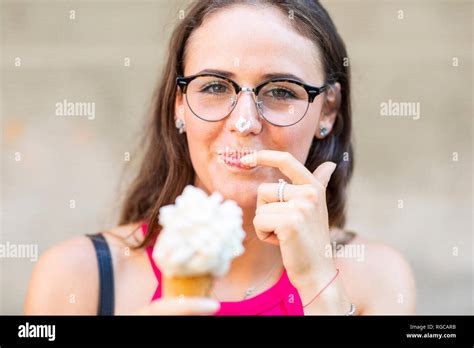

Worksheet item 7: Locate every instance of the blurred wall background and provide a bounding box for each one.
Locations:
[1,0,472,314]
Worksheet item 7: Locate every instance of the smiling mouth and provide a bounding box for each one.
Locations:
[217,147,257,170]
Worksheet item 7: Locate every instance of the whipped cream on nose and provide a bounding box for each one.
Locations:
[235,115,252,133]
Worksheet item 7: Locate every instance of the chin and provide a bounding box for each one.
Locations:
[196,159,277,207]
[226,192,258,210]
[212,179,259,208]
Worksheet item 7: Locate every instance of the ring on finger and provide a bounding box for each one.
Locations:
[277,179,288,202]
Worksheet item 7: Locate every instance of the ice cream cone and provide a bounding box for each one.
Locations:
[163,274,214,298]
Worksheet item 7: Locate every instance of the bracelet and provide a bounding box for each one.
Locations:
[346,303,356,316]
[302,268,340,308]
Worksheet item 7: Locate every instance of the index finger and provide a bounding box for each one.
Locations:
[241,150,316,185]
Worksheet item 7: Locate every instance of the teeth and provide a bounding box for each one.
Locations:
[217,147,256,167]
[220,149,253,157]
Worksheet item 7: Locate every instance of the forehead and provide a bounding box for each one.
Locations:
[184,5,325,85]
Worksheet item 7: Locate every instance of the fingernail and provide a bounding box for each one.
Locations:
[240,154,256,167]
[324,162,337,183]
[327,162,337,172]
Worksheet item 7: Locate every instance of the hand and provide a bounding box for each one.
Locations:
[133,297,220,315]
[241,150,339,295]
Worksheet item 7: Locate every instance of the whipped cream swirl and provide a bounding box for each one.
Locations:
[153,185,245,277]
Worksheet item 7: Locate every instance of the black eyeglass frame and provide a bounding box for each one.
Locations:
[176,72,328,127]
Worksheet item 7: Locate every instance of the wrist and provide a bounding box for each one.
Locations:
[292,260,338,294]
[295,267,352,315]
[305,280,351,315]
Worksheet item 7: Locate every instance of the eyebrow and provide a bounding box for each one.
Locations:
[195,69,306,84]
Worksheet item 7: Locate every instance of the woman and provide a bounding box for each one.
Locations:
[24,0,416,315]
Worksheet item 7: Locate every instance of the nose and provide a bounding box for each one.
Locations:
[226,88,263,136]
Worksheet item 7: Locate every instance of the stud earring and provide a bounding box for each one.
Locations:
[319,126,328,137]
[175,118,186,134]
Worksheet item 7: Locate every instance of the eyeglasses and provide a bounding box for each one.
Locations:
[176,73,328,127]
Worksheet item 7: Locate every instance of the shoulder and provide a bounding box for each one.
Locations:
[24,235,99,314]
[335,232,416,314]
[24,223,144,315]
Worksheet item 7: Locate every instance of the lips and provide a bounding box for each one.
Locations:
[217,147,256,169]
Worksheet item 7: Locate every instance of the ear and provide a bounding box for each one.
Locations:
[314,82,341,139]
[174,87,185,123]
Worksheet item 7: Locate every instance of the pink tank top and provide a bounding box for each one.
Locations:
[141,223,304,315]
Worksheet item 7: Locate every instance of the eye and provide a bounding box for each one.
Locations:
[200,82,231,95]
[266,87,297,100]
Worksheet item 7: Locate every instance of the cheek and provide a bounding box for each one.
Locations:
[184,116,221,175]
[274,123,316,164]
[288,106,321,160]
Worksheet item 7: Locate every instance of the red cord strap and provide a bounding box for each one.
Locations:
[302,268,340,308]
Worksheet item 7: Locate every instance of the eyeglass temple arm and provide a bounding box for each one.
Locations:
[307,84,329,103]
[176,77,189,93]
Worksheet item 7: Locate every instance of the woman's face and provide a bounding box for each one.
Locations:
[176,5,337,209]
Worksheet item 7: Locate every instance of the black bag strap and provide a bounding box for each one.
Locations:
[86,233,115,316]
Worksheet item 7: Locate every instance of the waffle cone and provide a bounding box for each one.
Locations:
[163,274,214,298]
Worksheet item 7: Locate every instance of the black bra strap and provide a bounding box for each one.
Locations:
[86,233,115,316]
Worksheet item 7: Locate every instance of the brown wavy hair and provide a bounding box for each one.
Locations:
[119,0,354,249]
